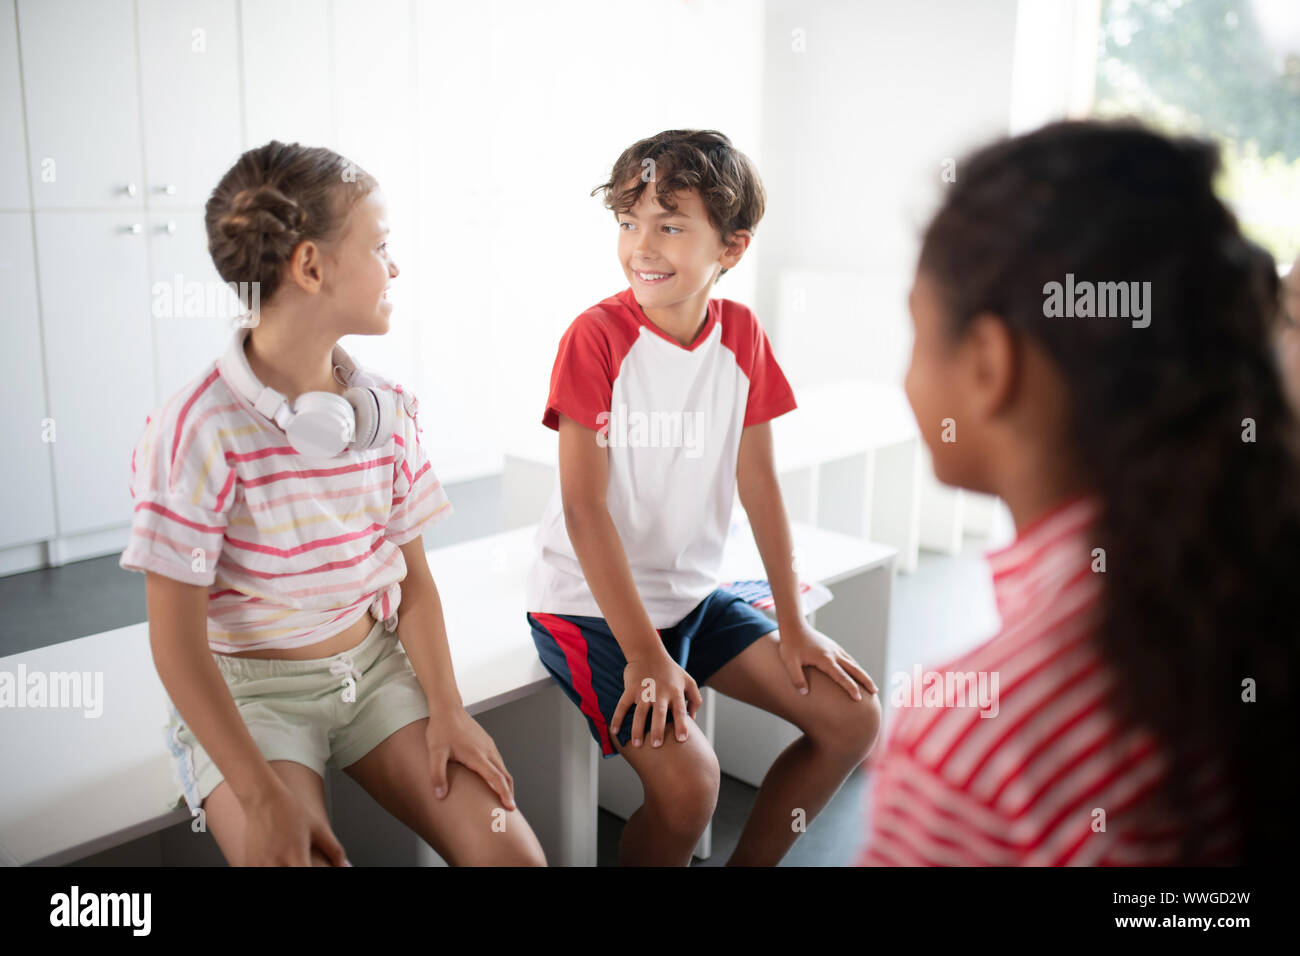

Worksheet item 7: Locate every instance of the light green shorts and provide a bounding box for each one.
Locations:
[163,617,430,814]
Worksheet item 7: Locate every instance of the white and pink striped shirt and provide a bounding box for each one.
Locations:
[859,495,1241,866]
[119,353,452,654]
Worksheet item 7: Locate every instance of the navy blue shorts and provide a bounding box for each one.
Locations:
[527,589,779,757]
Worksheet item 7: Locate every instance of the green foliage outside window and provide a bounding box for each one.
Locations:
[1093,0,1300,264]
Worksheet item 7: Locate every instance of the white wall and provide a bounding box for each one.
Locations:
[0,0,769,570]
[756,0,1020,388]
[403,0,766,482]
[1009,0,1100,134]
[3,0,1041,569]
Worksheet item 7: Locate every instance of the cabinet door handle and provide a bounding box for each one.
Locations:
[157,220,177,236]
[156,184,177,196]
[120,183,137,198]
[121,223,143,235]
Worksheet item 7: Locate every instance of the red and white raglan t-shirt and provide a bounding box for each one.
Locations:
[857,495,1242,866]
[526,286,798,628]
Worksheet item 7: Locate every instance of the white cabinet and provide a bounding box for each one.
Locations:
[148,211,238,401]
[137,0,243,209]
[0,0,30,209]
[15,0,248,557]
[18,0,145,209]
[2,0,438,571]
[0,212,57,549]
[34,212,153,537]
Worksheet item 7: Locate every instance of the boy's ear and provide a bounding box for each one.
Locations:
[719,229,752,271]
[964,311,1018,421]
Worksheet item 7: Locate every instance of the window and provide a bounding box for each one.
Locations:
[1093,0,1300,265]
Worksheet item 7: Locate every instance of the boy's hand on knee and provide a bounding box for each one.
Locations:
[778,624,877,700]
[612,653,702,748]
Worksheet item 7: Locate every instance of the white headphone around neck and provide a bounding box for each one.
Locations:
[222,325,396,460]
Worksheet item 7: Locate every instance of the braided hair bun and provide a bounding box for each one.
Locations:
[205,141,378,303]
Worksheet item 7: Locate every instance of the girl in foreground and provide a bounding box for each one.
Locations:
[860,119,1299,866]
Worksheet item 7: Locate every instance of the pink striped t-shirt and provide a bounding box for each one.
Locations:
[119,353,453,653]
[858,495,1241,866]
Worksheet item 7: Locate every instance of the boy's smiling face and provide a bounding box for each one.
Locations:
[615,178,747,311]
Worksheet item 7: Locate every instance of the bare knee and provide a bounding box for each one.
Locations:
[639,745,721,837]
[430,765,549,867]
[470,821,548,867]
[808,687,882,764]
[454,807,549,867]
[513,837,548,867]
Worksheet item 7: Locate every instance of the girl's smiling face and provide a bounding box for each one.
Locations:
[615,180,744,310]
[321,189,399,333]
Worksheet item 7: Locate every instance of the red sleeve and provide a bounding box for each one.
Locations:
[742,315,797,427]
[541,312,616,432]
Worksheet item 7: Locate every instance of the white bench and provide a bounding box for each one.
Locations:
[0,521,893,866]
[0,539,598,866]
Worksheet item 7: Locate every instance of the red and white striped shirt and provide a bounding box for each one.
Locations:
[858,495,1241,866]
[119,356,452,653]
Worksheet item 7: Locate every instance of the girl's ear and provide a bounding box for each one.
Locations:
[964,311,1019,421]
[286,239,325,294]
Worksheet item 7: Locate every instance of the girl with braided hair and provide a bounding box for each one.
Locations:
[860,119,1299,867]
[121,142,545,866]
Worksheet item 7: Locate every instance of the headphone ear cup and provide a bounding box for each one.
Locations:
[346,386,395,450]
[286,392,355,459]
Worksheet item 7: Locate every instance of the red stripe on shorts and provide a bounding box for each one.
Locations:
[533,613,615,755]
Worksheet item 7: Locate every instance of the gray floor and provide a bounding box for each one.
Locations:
[1,474,999,866]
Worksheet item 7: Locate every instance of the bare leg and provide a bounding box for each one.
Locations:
[203,760,338,866]
[705,631,881,866]
[613,711,720,866]
[342,718,546,866]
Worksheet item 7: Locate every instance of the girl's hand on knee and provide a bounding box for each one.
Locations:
[425,707,516,811]
[243,778,349,866]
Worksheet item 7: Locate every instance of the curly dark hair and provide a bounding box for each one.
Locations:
[205,141,378,304]
[918,118,1300,866]
[592,129,765,278]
